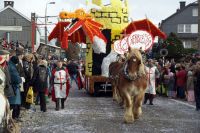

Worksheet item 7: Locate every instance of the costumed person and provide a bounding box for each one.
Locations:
[8,56,22,121]
[144,59,160,105]
[77,60,85,89]
[31,59,48,112]
[52,60,70,111]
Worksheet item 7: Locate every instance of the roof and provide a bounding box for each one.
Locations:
[161,1,198,24]
[0,5,31,22]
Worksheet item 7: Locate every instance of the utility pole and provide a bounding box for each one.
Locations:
[31,13,36,52]
[198,0,200,50]
[45,2,55,56]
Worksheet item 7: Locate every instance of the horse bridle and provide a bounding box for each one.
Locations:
[122,58,144,81]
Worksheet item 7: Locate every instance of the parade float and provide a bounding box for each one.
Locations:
[48,0,166,95]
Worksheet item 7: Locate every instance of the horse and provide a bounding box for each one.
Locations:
[109,53,128,102]
[0,92,20,132]
[109,48,147,123]
[109,61,123,102]
[0,92,11,132]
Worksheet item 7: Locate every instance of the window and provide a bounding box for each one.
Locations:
[185,24,191,33]
[191,24,198,33]
[177,24,193,33]
[178,24,184,33]
[183,41,192,48]
[192,8,198,16]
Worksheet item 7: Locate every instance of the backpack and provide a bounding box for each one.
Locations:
[38,66,47,82]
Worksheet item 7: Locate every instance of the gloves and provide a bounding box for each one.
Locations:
[21,77,25,82]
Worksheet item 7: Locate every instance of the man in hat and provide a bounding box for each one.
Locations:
[0,50,15,98]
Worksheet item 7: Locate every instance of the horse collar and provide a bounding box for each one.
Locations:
[123,61,140,81]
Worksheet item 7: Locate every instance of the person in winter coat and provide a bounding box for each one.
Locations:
[176,65,187,99]
[23,54,34,109]
[186,69,195,102]
[31,59,48,112]
[193,61,200,111]
[16,52,26,107]
[8,56,22,121]
[67,60,79,89]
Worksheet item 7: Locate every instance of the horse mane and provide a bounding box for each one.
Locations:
[128,48,146,77]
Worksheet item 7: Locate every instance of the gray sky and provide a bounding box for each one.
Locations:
[0,0,197,31]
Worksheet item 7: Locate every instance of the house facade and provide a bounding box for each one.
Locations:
[0,1,42,52]
[160,1,198,49]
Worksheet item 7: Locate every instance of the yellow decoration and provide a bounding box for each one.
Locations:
[92,0,102,6]
[85,0,129,75]
[59,9,92,20]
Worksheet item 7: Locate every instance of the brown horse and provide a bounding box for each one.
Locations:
[109,48,147,123]
[109,61,123,102]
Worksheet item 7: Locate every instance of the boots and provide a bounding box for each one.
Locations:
[149,94,154,105]
[55,98,60,111]
[143,93,149,104]
[61,98,65,109]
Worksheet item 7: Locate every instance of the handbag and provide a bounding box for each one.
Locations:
[26,86,34,104]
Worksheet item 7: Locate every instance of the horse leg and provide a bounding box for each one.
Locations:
[133,92,145,119]
[115,86,122,105]
[112,83,117,101]
[124,92,134,123]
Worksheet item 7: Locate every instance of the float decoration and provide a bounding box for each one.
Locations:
[113,19,167,54]
[122,19,167,39]
[48,22,86,49]
[48,9,107,51]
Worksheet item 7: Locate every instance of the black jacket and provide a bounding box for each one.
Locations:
[31,65,48,92]
[67,62,78,76]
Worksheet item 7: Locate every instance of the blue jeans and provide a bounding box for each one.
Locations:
[70,74,79,89]
[177,86,185,99]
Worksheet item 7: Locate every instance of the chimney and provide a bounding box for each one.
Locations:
[179,1,186,10]
[4,1,14,8]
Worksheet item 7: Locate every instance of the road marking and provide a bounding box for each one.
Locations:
[170,99,196,109]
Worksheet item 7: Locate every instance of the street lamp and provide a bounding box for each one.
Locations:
[45,2,55,47]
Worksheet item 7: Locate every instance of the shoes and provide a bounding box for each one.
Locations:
[149,103,154,105]
[14,118,23,122]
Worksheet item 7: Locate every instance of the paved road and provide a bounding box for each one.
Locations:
[21,88,200,133]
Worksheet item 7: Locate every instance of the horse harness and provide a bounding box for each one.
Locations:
[122,60,145,81]
[109,60,145,82]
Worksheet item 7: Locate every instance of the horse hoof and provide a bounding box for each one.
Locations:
[124,116,134,123]
[112,98,116,101]
[134,115,140,119]
[124,118,134,124]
